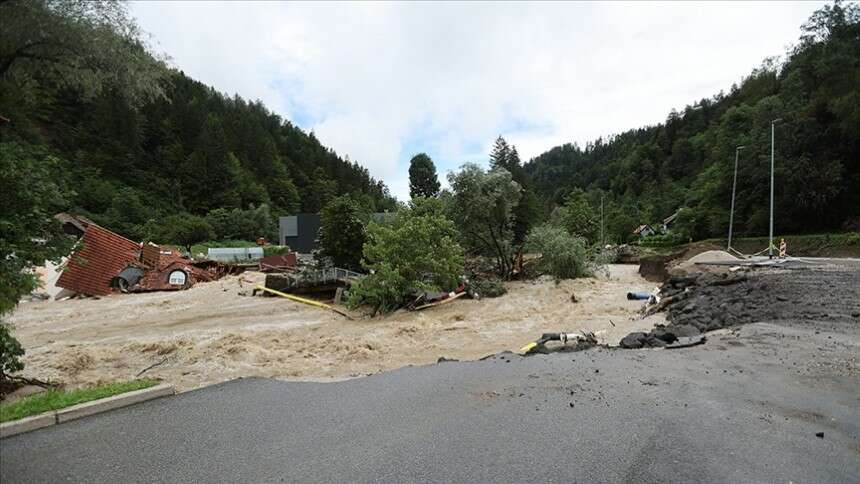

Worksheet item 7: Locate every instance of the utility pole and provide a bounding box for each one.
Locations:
[600,194,605,246]
[727,145,745,252]
[769,119,782,258]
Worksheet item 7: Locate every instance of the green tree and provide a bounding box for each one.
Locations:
[268,176,301,215]
[0,142,75,378]
[317,196,368,270]
[205,205,276,241]
[181,116,242,213]
[144,213,213,253]
[101,187,152,241]
[408,196,446,218]
[552,189,598,243]
[0,142,73,314]
[302,168,338,213]
[489,138,539,244]
[447,164,521,278]
[489,136,512,170]
[348,206,464,313]
[525,223,596,279]
[408,153,441,198]
[0,0,166,106]
[0,324,25,379]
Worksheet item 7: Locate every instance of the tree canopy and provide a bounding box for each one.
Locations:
[347,203,464,313]
[524,1,860,241]
[317,196,369,270]
[408,153,441,199]
[447,164,521,278]
[489,136,541,245]
[0,0,397,246]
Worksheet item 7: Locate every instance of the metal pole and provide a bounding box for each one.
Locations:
[769,120,780,258]
[600,195,604,246]
[728,146,743,251]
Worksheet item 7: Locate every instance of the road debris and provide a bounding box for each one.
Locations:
[52,215,241,297]
[412,291,466,311]
[255,285,354,319]
[258,253,298,272]
[664,335,707,349]
[520,331,599,354]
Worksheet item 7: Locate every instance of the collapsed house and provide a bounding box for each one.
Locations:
[633,224,656,238]
[53,214,242,297]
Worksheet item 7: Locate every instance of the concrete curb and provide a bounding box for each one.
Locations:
[0,383,174,439]
[0,413,55,438]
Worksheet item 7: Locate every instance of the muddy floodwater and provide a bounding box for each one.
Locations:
[9,265,659,392]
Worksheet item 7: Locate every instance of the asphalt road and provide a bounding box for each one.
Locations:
[2,321,858,483]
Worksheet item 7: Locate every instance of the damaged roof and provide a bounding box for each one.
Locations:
[56,224,140,296]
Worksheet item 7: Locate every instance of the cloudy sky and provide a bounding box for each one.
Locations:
[131,1,823,200]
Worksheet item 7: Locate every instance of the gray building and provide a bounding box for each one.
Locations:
[279,212,395,254]
[279,214,321,253]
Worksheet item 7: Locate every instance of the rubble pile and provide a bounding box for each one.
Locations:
[621,265,860,348]
[48,214,247,298]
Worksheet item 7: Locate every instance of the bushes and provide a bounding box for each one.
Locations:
[317,196,369,271]
[347,207,464,313]
[205,204,275,241]
[525,223,596,279]
[263,245,292,257]
[143,213,213,253]
[345,263,407,314]
[469,277,506,298]
[0,324,24,379]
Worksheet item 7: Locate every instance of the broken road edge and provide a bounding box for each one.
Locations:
[0,383,175,439]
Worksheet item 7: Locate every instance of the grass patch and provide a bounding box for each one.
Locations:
[0,379,158,423]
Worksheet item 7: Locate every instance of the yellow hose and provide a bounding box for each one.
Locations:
[519,342,538,354]
[255,285,354,319]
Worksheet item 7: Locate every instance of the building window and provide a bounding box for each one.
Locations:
[168,270,187,286]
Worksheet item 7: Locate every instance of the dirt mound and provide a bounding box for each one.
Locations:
[637,243,729,283]
[668,249,738,277]
[621,264,860,348]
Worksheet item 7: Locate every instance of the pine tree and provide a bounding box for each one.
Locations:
[181,115,241,213]
[490,138,539,244]
[489,136,512,170]
[408,153,441,198]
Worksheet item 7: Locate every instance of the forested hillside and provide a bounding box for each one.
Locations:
[0,0,395,242]
[524,1,859,242]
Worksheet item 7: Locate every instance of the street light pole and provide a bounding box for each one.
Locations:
[727,145,745,251]
[769,119,782,259]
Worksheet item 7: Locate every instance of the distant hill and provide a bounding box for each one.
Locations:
[524,2,859,242]
[0,1,396,242]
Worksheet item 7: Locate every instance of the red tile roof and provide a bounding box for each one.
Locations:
[56,225,140,296]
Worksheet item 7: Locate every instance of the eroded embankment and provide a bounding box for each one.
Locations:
[621,262,860,348]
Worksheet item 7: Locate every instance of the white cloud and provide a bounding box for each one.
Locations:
[131,1,822,200]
